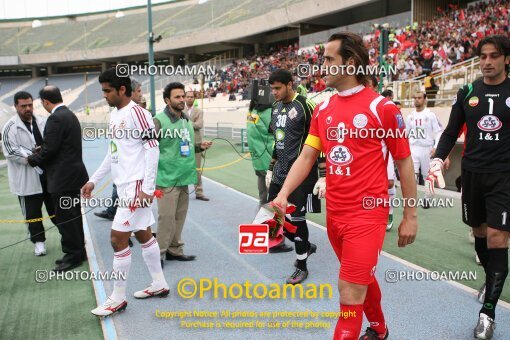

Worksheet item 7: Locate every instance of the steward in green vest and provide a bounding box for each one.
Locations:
[296,79,308,98]
[153,82,212,262]
[246,100,274,206]
[154,106,197,187]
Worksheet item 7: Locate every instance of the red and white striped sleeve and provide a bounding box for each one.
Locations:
[130,105,158,149]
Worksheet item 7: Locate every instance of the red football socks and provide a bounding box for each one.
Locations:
[334,304,363,339]
[363,279,387,337]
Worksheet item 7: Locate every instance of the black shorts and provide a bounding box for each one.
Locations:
[461,169,510,231]
[267,182,321,216]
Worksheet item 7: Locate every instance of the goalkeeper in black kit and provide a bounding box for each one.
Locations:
[426,35,510,340]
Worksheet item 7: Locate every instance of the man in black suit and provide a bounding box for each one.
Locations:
[28,86,89,272]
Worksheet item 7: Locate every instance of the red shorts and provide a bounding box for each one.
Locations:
[326,216,386,285]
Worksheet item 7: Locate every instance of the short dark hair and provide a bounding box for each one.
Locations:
[163,82,185,100]
[268,69,293,85]
[99,68,132,97]
[476,35,510,73]
[328,32,369,83]
[477,35,510,57]
[14,91,32,105]
[381,89,393,98]
[39,86,63,104]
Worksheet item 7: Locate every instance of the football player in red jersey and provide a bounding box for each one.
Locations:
[272,32,418,340]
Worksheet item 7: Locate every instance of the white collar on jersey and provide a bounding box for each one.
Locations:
[337,85,365,97]
[413,108,430,114]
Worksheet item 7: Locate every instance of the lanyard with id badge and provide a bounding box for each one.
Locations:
[180,120,191,157]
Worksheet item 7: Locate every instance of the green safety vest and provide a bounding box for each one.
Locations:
[297,84,308,98]
[246,107,274,171]
[155,111,197,187]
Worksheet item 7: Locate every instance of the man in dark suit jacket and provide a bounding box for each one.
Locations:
[28,86,89,272]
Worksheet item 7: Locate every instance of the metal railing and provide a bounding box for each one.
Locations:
[204,122,244,142]
[390,57,481,107]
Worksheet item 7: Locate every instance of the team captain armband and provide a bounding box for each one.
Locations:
[141,128,158,142]
[140,128,158,149]
[305,134,322,151]
[131,105,158,149]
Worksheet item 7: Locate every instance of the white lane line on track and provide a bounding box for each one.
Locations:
[202,176,510,311]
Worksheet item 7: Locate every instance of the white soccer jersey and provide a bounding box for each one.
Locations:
[406,108,443,147]
[89,101,159,195]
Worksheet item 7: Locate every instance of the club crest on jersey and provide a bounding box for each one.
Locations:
[477,115,502,132]
[353,113,368,129]
[288,107,298,120]
[326,116,332,125]
[119,120,126,129]
[327,145,353,166]
[469,96,479,107]
[452,94,457,106]
[395,113,405,129]
[506,97,510,108]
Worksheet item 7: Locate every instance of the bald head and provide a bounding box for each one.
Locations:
[39,85,63,104]
[39,85,63,114]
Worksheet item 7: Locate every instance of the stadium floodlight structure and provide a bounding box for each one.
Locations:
[147,0,155,115]
[147,0,163,115]
[146,0,163,115]
[373,23,389,93]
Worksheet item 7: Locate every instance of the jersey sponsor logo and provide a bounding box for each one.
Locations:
[326,116,332,125]
[353,113,368,128]
[110,141,118,153]
[327,145,353,166]
[288,107,298,120]
[110,141,119,164]
[477,115,502,132]
[469,96,479,107]
[395,113,405,129]
[275,128,285,141]
[506,97,510,108]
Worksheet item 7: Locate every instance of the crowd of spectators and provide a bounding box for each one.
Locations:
[203,0,509,98]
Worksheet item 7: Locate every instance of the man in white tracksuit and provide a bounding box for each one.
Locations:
[406,91,443,200]
[1,91,56,255]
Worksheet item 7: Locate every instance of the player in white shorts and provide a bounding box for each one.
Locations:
[82,69,169,317]
[406,91,443,203]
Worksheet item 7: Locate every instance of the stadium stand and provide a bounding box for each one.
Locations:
[0,0,306,56]
[0,76,32,100]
